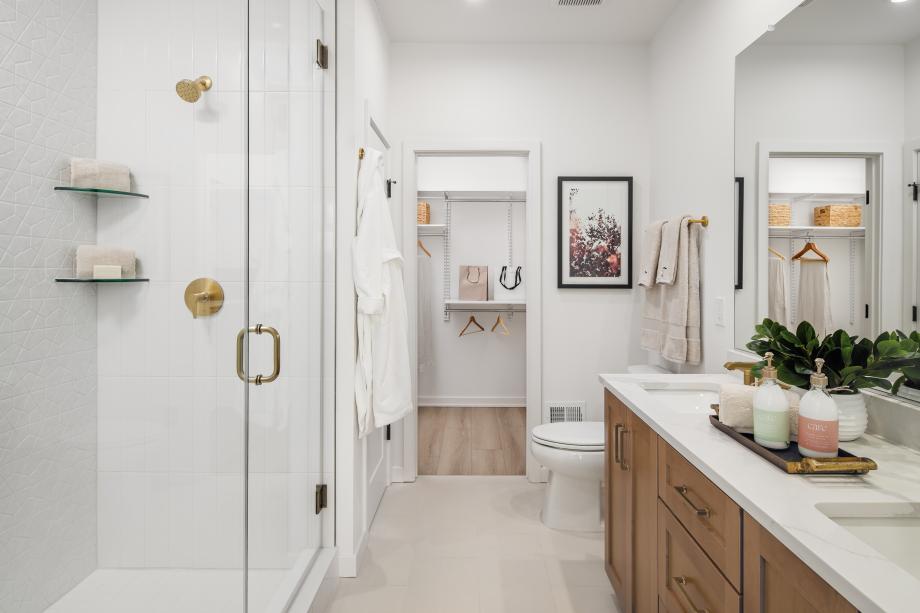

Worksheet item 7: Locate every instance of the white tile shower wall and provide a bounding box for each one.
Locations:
[96,0,329,571]
[0,0,99,611]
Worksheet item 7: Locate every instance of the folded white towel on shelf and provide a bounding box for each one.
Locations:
[75,245,137,279]
[718,383,801,436]
[655,215,686,285]
[70,158,131,192]
[637,220,665,288]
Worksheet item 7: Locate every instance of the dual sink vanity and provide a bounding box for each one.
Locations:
[601,374,920,613]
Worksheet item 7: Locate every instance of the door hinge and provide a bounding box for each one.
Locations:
[865,189,870,206]
[913,305,918,323]
[386,179,397,199]
[315,483,327,514]
[865,304,870,319]
[910,182,919,203]
[315,40,329,69]
[385,424,391,440]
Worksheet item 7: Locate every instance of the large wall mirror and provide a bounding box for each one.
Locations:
[733,0,920,394]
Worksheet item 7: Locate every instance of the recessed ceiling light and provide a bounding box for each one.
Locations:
[890,0,910,4]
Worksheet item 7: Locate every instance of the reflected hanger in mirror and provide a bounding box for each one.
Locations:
[417,239,431,257]
[491,314,510,336]
[768,246,786,260]
[459,315,484,337]
[791,241,829,263]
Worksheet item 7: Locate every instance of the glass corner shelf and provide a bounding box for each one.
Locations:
[54,186,149,199]
[55,278,150,283]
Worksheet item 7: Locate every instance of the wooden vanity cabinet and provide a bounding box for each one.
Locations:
[742,514,858,613]
[604,391,658,613]
[604,389,857,613]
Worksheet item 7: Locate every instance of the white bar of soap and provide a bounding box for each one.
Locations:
[93,264,122,279]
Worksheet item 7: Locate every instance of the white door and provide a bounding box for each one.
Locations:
[362,115,391,532]
[907,141,920,332]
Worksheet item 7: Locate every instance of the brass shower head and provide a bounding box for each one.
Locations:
[175,76,213,103]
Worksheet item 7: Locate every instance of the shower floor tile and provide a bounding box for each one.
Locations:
[45,568,286,613]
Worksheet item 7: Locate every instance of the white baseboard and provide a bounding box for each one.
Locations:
[418,395,526,407]
[337,528,368,578]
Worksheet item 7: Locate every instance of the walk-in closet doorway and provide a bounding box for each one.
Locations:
[399,144,544,483]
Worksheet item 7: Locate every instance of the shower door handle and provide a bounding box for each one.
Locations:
[236,324,281,385]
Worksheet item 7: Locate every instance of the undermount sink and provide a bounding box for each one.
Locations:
[817,502,920,581]
[643,388,720,414]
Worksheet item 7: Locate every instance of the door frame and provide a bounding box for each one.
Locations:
[904,138,920,333]
[754,140,902,336]
[398,141,544,483]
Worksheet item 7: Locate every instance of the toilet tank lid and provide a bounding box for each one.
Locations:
[532,421,605,448]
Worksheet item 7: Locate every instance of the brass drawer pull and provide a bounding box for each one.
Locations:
[236,324,281,385]
[618,428,630,471]
[613,424,624,465]
[674,485,711,518]
[672,576,710,613]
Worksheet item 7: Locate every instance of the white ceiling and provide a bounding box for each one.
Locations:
[374,0,681,44]
[760,0,920,45]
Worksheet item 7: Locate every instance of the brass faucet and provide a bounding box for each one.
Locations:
[723,361,759,386]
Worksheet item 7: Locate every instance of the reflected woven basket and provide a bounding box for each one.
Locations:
[417,201,431,224]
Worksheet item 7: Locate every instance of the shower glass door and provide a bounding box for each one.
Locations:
[245,0,329,611]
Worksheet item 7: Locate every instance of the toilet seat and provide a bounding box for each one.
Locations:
[531,422,605,452]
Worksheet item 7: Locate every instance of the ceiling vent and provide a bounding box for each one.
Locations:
[553,0,605,7]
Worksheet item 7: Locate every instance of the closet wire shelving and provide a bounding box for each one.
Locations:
[417,190,526,321]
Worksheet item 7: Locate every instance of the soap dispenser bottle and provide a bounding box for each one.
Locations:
[797,358,839,458]
[753,352,790,450]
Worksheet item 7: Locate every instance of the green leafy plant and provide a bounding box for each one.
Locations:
[889,330,920,395]
[746,319,920,393]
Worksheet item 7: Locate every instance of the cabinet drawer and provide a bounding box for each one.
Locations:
[658,442,742,589]
[658,500,741,613]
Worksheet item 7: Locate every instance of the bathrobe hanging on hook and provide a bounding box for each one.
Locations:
[353,147,413,437]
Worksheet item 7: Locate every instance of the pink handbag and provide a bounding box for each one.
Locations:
[459,265,488,301]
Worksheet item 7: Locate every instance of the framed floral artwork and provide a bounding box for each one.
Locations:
[557,176,633,289]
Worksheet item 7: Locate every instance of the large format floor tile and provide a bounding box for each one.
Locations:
[324,476,619,613]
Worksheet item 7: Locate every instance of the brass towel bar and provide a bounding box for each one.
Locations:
[689,216,709,227]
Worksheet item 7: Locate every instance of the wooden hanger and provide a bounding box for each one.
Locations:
[459,315,484,337]
[768,246,786,260]
[491,314,510,336]
[791,241,829,263]
[417,239,431,257]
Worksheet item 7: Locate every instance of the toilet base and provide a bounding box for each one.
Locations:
[540,472,602,532]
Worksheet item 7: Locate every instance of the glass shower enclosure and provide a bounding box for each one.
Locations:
[0,1,333,612]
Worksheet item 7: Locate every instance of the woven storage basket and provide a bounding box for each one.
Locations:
[417,201,430,224]
[814,204,861,227]
[768,203,791,227]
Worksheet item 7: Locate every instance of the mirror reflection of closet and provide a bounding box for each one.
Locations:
[733,0,920,358]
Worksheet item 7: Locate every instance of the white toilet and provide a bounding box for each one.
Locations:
[531,421,605,532]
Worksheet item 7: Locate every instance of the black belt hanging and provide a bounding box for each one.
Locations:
[500,265,522,290]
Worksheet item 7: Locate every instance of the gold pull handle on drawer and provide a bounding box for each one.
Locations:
[613,424,624,465]
[674,485,711,518]
[672,576,710,613]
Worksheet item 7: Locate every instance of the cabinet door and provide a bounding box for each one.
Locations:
[742,513,857,613]
[626,408,657,613]
[605,391,632,611]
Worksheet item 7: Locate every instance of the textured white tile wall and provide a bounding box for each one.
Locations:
[0,0,99,611]
[96,0,330,573]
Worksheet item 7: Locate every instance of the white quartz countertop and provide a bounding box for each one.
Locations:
[600,373,920,613]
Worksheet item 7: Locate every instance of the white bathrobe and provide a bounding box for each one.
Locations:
[353,148,413,438]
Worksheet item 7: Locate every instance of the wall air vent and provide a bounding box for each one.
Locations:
[544,401,585,424]
[553,0,605,6]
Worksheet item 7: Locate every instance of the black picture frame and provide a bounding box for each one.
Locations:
[557,176,633,289]
[735,177,745,290]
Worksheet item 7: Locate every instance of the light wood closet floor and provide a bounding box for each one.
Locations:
[418,406,526,475]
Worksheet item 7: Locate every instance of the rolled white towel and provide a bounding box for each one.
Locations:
[70,158,131,192]
[75,245,137,279]
[718,383,802,436]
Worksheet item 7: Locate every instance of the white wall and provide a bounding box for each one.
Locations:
[733,44,906,346]
[649,0,806,370]
[389,43,651,422]
[96,0,330,572]
[416,157,528,406]
[908,37,920,142]
[0,2,98,610]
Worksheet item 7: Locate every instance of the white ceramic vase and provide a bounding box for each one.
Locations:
[831,391,868,442]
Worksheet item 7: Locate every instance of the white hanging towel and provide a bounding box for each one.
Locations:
[353,148,413,438]
[797,259,833,337]
[637,219,664,288]
[768,257,789,327]
[417,252,433,373]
